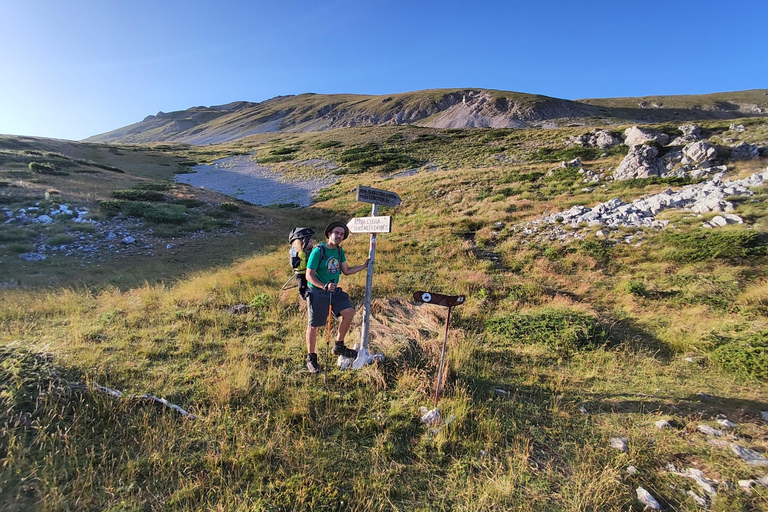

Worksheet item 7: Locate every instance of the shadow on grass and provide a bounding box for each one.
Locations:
[576,391,768,423]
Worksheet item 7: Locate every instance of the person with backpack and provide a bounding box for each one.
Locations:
[288,227,315,300]
[304,221,369,374]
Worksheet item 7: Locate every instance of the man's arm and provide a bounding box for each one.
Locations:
[340,259,370,275]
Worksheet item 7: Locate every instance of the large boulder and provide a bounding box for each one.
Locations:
[682,141,717,165]
[623,126,670,147]
[730,142,760,161]
[670,123,702,145]
[569,129,621,149]
[613,145,666,180]
[595,130,621,149]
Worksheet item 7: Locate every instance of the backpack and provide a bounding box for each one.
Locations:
[288,227,315,299]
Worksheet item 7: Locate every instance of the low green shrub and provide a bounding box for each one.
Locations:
[711,333,768,380]
[28,162,68,175]
[111,189,166,202]
[659,229,768,263]
[578,239,612,263]
[170,198,205,208]
[534,146,601,163]
[485,308,607,352]
[47,234,76,246]
[625,280,647,297]
[220,202,240,212]
[314,140,342,149]
[133,182,171,191]
[141,204,187,224]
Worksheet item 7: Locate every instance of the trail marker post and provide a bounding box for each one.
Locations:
[342,186,401,370]
[412,291,466,407]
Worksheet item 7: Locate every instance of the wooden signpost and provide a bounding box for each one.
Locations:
[413,291,466,406]
[343,186,401,370]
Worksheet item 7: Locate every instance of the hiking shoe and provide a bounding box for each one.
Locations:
[332,341,357,359]
[306,353,321,374]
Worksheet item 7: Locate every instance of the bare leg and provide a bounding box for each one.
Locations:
[306,325,318,353]
[337,307,355,342]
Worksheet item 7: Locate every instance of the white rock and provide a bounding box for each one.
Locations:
[122,236,136,244]
[730,443,768,466]
[19,252,46,261]
[636,487,661,510]
[610,437,628,452]
[656,419,672,429]
[698,424,724,437]
[420,407,440,425]
[687,490,708,507]
[716,417,735,429]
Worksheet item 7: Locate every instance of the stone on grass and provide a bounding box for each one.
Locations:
[610,437,628,452]
[687,490,708,507]
[731,142,760,161]
[698,424,724,437]
[636,487,662,510]
[19,252,46,261]
[730,443,768,466]
[716,416,735,429]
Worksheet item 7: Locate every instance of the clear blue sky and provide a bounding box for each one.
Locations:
[2,0,766,141]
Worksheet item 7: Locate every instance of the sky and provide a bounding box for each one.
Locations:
[1,0,766,141]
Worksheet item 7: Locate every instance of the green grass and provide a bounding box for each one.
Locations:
[2,119,768,510]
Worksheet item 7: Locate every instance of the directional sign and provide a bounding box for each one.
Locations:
[356,186,401,207]
[347,216,392,234]
[413,291,466,308]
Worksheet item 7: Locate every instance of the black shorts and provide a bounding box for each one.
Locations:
[307,287,353,327]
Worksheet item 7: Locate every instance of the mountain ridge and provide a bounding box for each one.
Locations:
[85,88,768,145]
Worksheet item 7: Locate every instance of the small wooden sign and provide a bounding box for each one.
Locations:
[413,291,466,308]
[347,216,392,233]
[356,186,402,207]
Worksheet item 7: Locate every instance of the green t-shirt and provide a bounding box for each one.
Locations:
[307,243,346,289]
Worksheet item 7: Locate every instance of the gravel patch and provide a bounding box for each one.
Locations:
[175,155,338,207]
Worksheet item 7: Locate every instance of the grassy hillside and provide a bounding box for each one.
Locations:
[2,119,768,510]
[86,88,768,146]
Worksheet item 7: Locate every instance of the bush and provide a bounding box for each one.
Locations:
[141,204,187,224]
[533,146,601,163]
[338,143,422,173]
[170,198,205,208]
[111,189,166,202]
[659,229,768,263]
[221,202,240,212]
[485,308,607,352]
[314,140,342,149]
[711,333,768,380]
[28,162,68,175]
[625,280,647,297]
[578,239,612,263]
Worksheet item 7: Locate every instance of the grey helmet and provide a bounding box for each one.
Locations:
[289,227,315,243]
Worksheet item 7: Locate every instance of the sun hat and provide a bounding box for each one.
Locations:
[324,221,349,240]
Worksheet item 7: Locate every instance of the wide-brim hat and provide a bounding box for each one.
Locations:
[324,221,349,240]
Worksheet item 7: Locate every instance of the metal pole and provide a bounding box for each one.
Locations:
[434,305,452,407]
[359,203,377,351]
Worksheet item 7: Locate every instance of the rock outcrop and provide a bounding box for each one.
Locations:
[613,145,667,180]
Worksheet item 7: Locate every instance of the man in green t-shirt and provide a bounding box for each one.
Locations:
[304,221,369,374]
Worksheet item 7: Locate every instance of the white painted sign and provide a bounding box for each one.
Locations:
[356,186,401,207]
[347,216,392,233]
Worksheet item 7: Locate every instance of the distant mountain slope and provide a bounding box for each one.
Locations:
[85,88,768,145]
